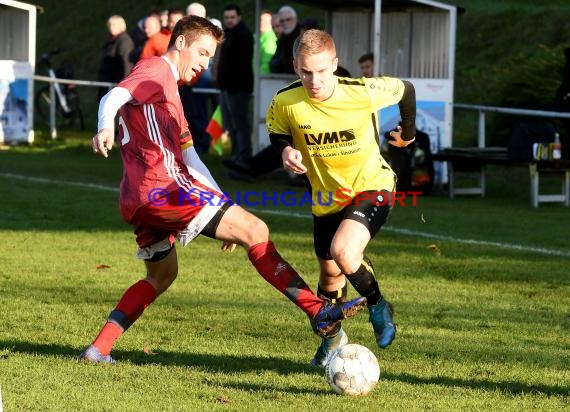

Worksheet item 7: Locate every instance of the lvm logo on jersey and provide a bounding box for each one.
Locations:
[303,129,356,146]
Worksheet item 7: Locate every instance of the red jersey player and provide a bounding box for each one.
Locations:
[79,16,366,364]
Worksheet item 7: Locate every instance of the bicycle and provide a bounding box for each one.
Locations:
[35,49,84,130]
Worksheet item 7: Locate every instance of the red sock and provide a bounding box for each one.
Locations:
[92,279,157,355]
[91,322,122,356]
[248,241,323,317]
[114,279,157,322]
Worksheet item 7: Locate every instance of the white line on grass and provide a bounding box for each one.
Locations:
[0,172,119,193]
[2,172,569,258]
[252,209,570,257]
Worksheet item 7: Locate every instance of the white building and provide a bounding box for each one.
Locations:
[0,0,37,143]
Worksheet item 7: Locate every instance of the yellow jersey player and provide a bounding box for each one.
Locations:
[267,29,416,367]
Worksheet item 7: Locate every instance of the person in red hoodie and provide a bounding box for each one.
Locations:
[140,12,170,59]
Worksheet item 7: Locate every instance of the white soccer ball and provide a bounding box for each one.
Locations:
[325,343,380,396]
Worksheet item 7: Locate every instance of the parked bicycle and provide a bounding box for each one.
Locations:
[35,49,84,130]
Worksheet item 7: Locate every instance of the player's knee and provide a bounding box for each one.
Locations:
[330,244,361,274]
[146,268,177,295]
[144,249,178,295]
[246,216,270,244]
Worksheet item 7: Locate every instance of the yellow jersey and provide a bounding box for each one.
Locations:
[267,76,405,216]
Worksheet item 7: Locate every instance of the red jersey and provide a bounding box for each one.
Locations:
[117,57,193,222]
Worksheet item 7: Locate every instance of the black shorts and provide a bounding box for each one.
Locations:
[313,190,392,260]
[200,202,232,239]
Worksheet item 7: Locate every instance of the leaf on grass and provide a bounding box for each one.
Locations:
[96,264,111,269]
[216,395,231,404]
[143,346,157,355]
[426,244,441,255]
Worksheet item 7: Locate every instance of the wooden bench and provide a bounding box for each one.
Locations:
[432,147,570,207]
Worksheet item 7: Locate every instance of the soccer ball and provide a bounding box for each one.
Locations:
[325,343,380,396]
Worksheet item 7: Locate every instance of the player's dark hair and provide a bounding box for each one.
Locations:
[224,3,241,15]
[168,15,224,49]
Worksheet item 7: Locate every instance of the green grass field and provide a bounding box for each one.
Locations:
[0,133,569,411]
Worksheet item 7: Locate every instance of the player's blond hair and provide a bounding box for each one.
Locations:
[293,29,336,58]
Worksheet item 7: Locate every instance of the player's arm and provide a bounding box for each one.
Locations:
[178,118,229,250]
[269,133,307,174]
[181,143,222,192]
[179,148,233,252]
[267,97,307,174]
[388,80,416,148]
[92,87,132,157]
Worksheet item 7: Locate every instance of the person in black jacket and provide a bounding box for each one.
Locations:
[97,15,134,101]
[269,5,301,74]
[218,4,254,170]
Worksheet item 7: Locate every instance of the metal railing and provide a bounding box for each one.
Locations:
[33,75,220,138]
[453,103,570,148]
[33,75,113,138]
[33,75,570,145]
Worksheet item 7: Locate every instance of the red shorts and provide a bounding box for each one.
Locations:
[125,186,229,249]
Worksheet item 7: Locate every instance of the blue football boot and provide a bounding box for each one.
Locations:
[369,299,396,348]
[310,327,349,368]
[78,345,116,364]
[310,296,367,337]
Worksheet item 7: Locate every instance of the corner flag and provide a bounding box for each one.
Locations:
[206,105,224,156]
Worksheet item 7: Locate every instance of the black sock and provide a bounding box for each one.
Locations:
[316,282,347,303]
[346,256,382,306]
[316,283,347,338]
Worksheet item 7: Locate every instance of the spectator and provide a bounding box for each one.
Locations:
[269,5,301,74]
[128,16,147,64]
[224,67,352,183]
[300,16,319,32]
[159,9,169,30]
[139,12,170,59]
[167,8,185,32]
[179,2,216,155]
[271,13,282,38]
[186,2,206,18]
[358,52,374,78]
[97,15,134,101]
[258,10,277,74]
[218,4,254,171]
[385,123,434,194]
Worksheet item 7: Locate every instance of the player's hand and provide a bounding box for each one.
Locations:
[221,241,237,253]
[388,125,415,148]
[92,128,114,158]
[282,147,307,174]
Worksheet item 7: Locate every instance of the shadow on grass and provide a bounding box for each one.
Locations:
[1,340,568,397]
[384,371,569,397]
[0,339,319,377]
